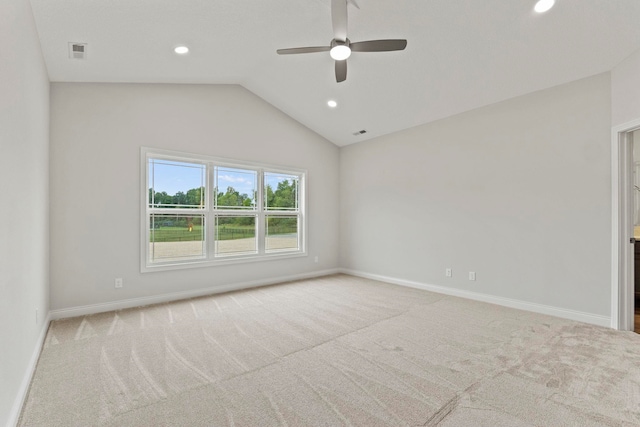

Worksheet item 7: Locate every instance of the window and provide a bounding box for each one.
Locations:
[142,148,305,271]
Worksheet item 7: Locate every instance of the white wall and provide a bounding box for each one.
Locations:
[612,48,640,127]
[0,0,50,425]
[340,73,612,317]
[49,83,339,311]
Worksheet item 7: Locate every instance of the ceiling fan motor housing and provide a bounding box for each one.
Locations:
[331,38,350,48]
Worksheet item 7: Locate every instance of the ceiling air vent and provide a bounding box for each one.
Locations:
[68,43,87,59]
[352,130,367,136]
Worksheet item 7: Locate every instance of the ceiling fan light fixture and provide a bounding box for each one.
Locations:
[534,0,555,13]
[330,44,351,61]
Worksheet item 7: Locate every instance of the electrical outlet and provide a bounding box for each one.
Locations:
[115,278,123,288]
[469,272,476,281]
[445,268,452,277]
[314,256,319,263]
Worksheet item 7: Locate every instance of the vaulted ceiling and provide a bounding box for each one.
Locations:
[29,0,640,146]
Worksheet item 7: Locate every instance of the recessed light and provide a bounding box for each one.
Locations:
[174,46,189,55]
[327,100,337,108]
[534,0,555,13]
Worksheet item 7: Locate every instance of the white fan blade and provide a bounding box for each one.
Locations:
[277,46,331,55]
[332,0,348,41]
[350,39,407,52]
[335,60,347,82]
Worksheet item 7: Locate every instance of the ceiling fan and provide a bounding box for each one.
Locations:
[276,0,407,83]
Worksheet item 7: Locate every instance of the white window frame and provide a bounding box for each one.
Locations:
[140,147,306,272]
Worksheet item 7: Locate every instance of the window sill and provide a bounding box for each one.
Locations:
[141,250,307,273]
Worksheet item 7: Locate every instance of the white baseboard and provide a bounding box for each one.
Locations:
[6,312,51,427]
[49,269,340,320]
[340,269,611,328]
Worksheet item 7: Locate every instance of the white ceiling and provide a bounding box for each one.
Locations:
[29,0,640,146]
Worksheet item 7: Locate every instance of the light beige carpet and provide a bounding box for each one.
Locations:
[19,274,640,426]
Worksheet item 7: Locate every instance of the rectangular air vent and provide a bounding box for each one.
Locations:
[68,43,87,60]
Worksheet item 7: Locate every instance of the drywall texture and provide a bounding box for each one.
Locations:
[0,0,50,424]
[340,73,612,317]
[612,47,640,127]
[49,83,339,311]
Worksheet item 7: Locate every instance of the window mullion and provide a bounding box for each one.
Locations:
[207,162,215,260]
[148,208,206,215]
[257,170,265,254]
